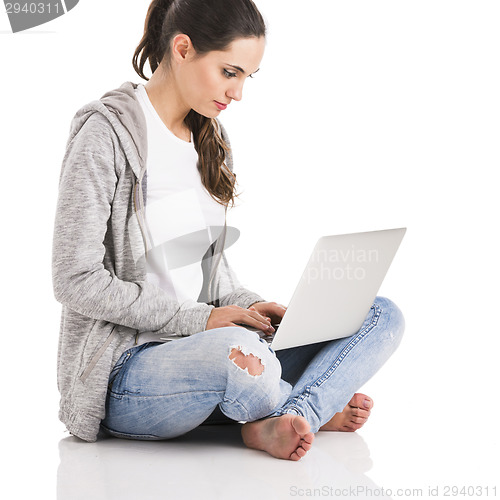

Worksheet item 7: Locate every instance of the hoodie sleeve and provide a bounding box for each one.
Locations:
[52,113,214,335]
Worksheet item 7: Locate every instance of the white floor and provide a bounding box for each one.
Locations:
[14,404,498,500]
[56,426,386,500]
[8,340,499,500]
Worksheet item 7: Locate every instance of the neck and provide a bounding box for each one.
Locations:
[144,67,192,142]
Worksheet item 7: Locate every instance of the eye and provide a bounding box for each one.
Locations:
[223,69,238,78]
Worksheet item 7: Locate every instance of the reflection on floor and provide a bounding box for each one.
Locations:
[57,424,391,500]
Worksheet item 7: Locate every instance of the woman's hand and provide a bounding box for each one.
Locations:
[247,301,287,328]
[206,305,276,334]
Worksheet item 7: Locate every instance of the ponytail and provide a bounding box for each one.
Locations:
[132,0,174,81]
[132,0,266,207]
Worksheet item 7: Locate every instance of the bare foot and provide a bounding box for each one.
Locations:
[320,393,373,432]
[241,414,315,461]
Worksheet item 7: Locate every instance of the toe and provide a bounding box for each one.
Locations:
[303,432,315,444]
[345,420,365,431]
[291,416,311,436]
[301,439,313,451]
[348,393,373,410]
[351,415,368,425]
[341,425,356,432]
[290,447,306,461]
[351,406,371,419]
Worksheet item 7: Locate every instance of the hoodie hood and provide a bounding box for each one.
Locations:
[68,81,147,181]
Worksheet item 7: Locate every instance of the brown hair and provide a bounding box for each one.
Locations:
[132,0,266,207]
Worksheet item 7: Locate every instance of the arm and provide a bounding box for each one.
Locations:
[52,114,213,336]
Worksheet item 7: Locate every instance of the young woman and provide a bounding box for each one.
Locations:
[53,0,405,461]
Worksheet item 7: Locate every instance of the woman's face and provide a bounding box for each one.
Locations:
[176,36,266,118]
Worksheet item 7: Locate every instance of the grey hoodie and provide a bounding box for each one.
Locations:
[52,81,265,442]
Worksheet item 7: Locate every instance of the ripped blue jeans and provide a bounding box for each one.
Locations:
[101,296,404,439]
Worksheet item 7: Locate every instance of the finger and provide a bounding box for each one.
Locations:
[248,306,273,324]
[246,309,272,324]
[267,303,287,321]
[239,310,275,333]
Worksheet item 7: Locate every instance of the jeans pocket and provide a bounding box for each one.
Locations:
[107,342,160,390]
[108,345,139,388]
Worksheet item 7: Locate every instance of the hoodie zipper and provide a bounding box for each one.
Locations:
[133,177,151,255]
[80,326,117,382]
[133,176,150,346]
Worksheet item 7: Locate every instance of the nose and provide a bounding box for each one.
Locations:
[226,80,245,102]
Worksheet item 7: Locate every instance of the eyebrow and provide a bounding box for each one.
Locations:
[227,64,260,77]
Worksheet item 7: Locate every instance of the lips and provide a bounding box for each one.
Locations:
[214,101,228,111]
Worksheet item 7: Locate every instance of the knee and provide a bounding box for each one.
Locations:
[373,296,405,346]
[223,328,281,378]
[212,326,281,376]
[218,327,285,418]
[229,346,265,376]
[228,344,284,414]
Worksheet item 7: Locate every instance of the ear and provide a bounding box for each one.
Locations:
[171,34,196,63]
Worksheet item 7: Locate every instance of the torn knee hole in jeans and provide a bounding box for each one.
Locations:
[229,345,265,377]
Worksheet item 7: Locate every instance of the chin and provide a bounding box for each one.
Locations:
[200,111,221,120]
[191,105,221,120]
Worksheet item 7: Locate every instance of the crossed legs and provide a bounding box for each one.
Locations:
[103,297,404,461]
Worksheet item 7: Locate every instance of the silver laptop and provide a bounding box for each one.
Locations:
[256,228,406,350]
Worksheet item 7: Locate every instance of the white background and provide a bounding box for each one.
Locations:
[1,1,499,498]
